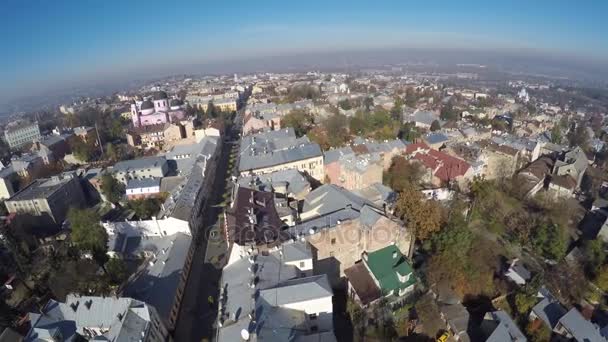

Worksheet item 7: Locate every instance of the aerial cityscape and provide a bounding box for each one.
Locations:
[1,1,608,342]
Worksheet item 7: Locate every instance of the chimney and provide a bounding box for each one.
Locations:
[392,251,398,259]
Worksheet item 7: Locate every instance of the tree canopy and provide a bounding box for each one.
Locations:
[281,109,315,137]
[395,182,443,240]
[101,173,124,204]
[384,156,424,191]
[68,208,108,265]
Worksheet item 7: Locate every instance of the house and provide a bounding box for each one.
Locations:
[345,245,416,309]
[405,143,472,187]
[406,110,439,129]
[112,157,169,184]
[480,310,527,342]
[422,132,450,149]
[554,308,605,341]
[529,289,567,331]
[122,232,193,332]
[4,173,86,225]
[125,178,161,199]
[217,241,335,342]
[434,286,471,342]
[237,168,311,200]
[238,128,324,182]
[327,153,383,191]
[24,294,169,341]
[504,259,531,286]
[289,185,413,286]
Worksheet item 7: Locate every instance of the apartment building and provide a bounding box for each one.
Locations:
[3,122,41,150]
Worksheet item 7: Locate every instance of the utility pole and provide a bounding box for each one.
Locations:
[95,122,104,155]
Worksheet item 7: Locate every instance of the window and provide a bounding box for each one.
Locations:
[309,313,317,320]
[330,238,336,245]
[299,261,305,268]
[310,326,318,332]
[329,251,334,257]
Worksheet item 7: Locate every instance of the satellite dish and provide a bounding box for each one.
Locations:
[241,329,250,340]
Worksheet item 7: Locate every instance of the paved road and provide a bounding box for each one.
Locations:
[173,111,243,342]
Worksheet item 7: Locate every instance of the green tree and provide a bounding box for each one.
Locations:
[385,156,424,191]
[440,104,459,121]
[68,208,108,265]
[72,137,96,162]
[404,87,417,107]
[583,239,606,277]
[105,258,129,285]
[363,97,374,111]
[430,120,441,131]
[550,125,562,144]
[323,113,349,148]
[128,198,161,219]
[531,223,567,260]
[281,109,314,137]
[390,97,404,121]
[567,122,589,149]
[101,173,124,204]
[338,99,352,111]
[595,264,608,291]
[395,182,443,240]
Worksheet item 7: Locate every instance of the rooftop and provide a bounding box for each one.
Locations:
[8,174,76,202]
[113,156,167,173]
[365,245,415,294]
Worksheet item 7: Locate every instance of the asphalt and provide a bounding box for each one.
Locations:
[173,110,244,342]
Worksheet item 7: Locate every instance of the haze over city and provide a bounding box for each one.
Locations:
[2,0,607,109]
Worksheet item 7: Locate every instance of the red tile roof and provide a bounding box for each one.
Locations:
[407,145,470,182]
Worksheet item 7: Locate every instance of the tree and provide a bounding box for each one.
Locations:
[68,208,108,265]
[128,198,161,219]
[440,104,459,121]
[71,137,96,162]
[390,97,404,121]
[338,99,352,111]
[595,264,608,291]
[404,87,417,107]
[363,97,374,111]
[582,239,606,277]
[207,101,218,118]
[281,109,314,137]
[105,258,128,285]
[395,182,443,240]
[385,156,424,191]
[568,122,589,149]
[430,120,441,131]
[531,222,567,261]
[101,173,124,204]
[323,113,349,148]
[550,125,562,144]
[515,291,537,315]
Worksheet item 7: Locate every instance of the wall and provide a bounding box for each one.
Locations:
[240,155,324,183]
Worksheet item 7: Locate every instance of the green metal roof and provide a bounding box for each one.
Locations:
[366,245,415,294]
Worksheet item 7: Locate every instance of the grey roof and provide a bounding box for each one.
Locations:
[301,184,379,219]
[8,174,76,201]
[219,241,324,342]
[125,177,161,190]
[123,232,192,326]
[113,156,167,173]
[140,100,154,110]
[324,147,355,164]
[557,308,605,342]
[484,311,527,342]
[353,183,396,206]
[237,169,310,197]
[424,132,450,145]
[531,293,567,329]
[238,128,322,172]
[509,259,531,281]
[25,294,154,342]
[411,110,437,126]
[259,275,333,307]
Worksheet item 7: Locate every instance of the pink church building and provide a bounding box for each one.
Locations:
[131,91,186,127]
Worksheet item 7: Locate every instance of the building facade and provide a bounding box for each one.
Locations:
[4,122,41,150]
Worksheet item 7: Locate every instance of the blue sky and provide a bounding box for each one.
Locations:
[1,0,607,103]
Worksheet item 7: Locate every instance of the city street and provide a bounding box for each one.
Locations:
[173,110,243,342]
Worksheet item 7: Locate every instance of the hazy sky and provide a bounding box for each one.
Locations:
[1,0,607,103]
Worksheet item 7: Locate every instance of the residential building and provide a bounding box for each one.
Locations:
[237,168,311,200]
[125,178,161,199]
[111,157,169,184]
[4,121,41,150]
[24,294,169,341]
[480,311,526,342]
[326,153,383,191]
[31,134,71,163]
[73,126,98,145]
[405,143,472,187]
[345,245,416,309]
[122,232,193,332]
[504,259,531,286]
[290,184,413,285]
[218,241,335,342]
[238,128,324,182]
[554,308,605,341]
[434,286,471,342]
[529,289,567,331]
[5,173,85,224]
